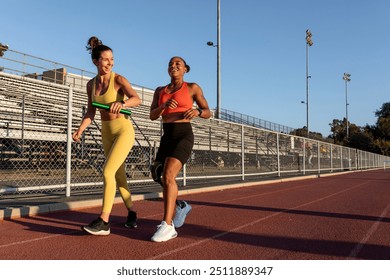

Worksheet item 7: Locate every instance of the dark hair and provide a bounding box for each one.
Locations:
[86,36,112,60]
[169,56,190,73]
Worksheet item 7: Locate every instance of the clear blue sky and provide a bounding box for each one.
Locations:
[2,0,389,136]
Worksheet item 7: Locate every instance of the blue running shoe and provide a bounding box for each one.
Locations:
[173,201,192,228]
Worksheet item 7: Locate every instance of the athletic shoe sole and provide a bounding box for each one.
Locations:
[82,226,110,236]
[124,222,138,229]
[151,232,178,242]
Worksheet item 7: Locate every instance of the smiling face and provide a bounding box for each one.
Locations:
[168,57,187,79]
[94,50,114,75]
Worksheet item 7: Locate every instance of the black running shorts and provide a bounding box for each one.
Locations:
[155,122,194,166]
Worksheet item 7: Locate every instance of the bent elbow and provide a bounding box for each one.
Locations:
[135,97,142,106]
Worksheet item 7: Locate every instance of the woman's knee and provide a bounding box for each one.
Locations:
[103,167,116,181]
[162,172,176,186]
[161,158,182,186]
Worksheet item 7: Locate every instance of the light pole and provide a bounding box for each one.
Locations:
[305,29,313,138]
[300,100,307,133]
[207,0,221,119]
[343,72,351,138]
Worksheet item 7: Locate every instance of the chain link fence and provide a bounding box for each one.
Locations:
[1,72,389,199]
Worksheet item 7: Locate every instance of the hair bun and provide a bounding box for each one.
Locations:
[86,36,102,53]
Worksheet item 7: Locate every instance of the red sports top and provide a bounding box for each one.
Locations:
[158,82,193,115]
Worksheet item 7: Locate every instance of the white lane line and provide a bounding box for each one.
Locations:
[348,201,390,259]
[0,180,319,249]
[0,232,77,249]
[0,177,379,259]
[149,182,366,260]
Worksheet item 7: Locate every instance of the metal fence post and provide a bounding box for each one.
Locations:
[183,163,187,187]
[241,124,245,181]
[348,148,351,170]
[65,86,73,197]
[277,133,280,177]
[303,138,306,175]
[330,144,333,172]
[21,94,25,154]
[317,141,320,174]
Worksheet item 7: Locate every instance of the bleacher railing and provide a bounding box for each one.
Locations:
[0,46,154,102]
[220,109,295,134]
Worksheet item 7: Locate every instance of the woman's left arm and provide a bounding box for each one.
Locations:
[191,83,211,119]
[116,74,142,108]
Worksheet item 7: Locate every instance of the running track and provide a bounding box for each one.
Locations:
[1,169,390,260]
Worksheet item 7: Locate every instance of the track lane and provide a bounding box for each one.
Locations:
[0,170,389,260]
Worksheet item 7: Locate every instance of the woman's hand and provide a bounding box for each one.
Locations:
[183,108,201,120]
[110,101,124,114]
[164,98,178,109]
[72,130,82,142]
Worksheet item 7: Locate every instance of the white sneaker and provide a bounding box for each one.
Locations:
[151,221,178,242]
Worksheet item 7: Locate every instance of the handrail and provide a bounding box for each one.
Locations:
[220,109,295,134]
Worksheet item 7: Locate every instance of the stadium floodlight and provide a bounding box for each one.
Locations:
[0,43,9,57]
[306,29,313,46]
[343,72,351,82]
[305,29,313,138]
[343,72,351,138]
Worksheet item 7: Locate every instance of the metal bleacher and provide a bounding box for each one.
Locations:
[0,70,159,181]
[1,47,389,197]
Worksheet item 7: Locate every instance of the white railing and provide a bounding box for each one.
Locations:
[1,50,390,198]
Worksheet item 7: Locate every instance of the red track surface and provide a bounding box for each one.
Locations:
[1,170,390,260]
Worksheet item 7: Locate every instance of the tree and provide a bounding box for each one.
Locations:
[290,127,307,138]
[371,102,390,155]
[348,126,375,152]
[296,102,390,156]
[375,102,390,119]
[329,118,348,145]
[290,127,329,142]
[0,43,8,57]
[374,102,390,141]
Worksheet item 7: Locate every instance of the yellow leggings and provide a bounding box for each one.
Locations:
[101,117,135,214]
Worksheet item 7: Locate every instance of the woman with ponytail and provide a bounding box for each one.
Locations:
[73,36,141,235]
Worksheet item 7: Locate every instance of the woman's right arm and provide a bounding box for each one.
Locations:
[149,87,165,121]
[72,81,96,142]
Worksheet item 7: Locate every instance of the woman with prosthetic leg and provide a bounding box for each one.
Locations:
[149,56,210,242]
